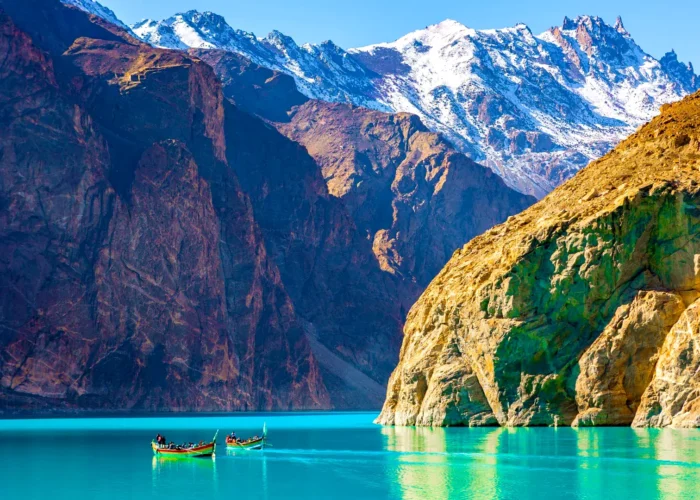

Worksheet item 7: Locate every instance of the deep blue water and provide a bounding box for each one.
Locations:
[0,412,699,499]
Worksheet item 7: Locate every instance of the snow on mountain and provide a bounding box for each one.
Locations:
[351,16,698,195]
[131,11,381,109]
[60,0,699,196]
[131,12,697,196]
[61,0,133,33]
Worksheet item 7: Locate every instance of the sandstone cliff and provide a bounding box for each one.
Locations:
[378,91,700,427]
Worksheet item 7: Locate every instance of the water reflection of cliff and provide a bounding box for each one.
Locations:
[575,428,700,498]
[635,429,700,498]
[381,426,503,499]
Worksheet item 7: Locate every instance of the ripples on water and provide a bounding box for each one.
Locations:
[0,412,698,499]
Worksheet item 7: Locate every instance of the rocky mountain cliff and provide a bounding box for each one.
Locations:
[0,0,330,411]
[194,49,534,299]
[1,0,531,412]
[377,90,700,428]
[127,8,698,197]
[0,0,405,411]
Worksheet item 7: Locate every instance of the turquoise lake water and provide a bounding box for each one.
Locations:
[0,412,698,499]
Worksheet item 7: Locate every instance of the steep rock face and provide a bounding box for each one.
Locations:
[187,49,405,407]
[223,103,404,407]
[0,0,328,411]
[572,291,685,426]
[276,101,535,294]
[378,90,700,427]
[634,299,700,427]
[194,49,534,306]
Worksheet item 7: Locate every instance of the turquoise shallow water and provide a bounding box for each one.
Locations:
[0,412,699,499]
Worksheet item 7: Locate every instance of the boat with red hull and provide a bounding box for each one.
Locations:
[152,431,218,458]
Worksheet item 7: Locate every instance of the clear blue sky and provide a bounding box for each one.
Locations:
[102,0,699,68]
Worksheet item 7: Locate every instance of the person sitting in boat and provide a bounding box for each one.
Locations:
[228,431,237,443]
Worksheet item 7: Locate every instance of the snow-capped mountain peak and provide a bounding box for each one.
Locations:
[59,0,699,197]
[348,14,697,195]
[130,9,381,108]
[61,0,132,33]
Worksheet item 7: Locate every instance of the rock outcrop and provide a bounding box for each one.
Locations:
[194,50,535,306]
[378,90,700,427]
[0,0,366,411]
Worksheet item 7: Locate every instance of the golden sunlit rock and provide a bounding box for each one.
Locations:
[378,91,700,427]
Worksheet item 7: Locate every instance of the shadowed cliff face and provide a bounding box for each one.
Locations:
[223,104,404,407]
[192,49,535,407]
[276,102,535,297]
[377,91,700,428]
[194,50,535,307]
[0,0,329,411]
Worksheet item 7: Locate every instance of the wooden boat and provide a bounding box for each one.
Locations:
[226,423,267,450]
[152,431,218,458]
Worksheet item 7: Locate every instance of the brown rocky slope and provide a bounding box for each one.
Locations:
[0,0,331,411]
[377,90,700,428]
[194,50,535,305]
[0,0,400,411]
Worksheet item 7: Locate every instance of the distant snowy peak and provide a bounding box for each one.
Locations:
[130,10,382,107]
[54,0,700,197]
[61,0,133,33]
[348,15,698,195]
[132,11,257,52]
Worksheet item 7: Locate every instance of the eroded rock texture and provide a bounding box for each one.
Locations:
[0,0,328,411]
[378,91,700,427]
[634,299,700,427]
[194,50,535,306]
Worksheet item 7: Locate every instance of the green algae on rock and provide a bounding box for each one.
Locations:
[377,91,700,428]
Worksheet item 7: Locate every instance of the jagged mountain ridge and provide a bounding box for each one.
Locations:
[126,8,698,197]
[61,0,133,33]
[131,11,380,109]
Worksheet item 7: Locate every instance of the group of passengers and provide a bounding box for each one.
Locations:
[154,433,204,450]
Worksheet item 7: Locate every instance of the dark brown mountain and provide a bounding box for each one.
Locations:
[0,0,330,411]
[194,50,535,303]
[0,0,533,413]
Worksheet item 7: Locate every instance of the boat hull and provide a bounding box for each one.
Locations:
[226,437,265,450]
[152,441,215,457]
